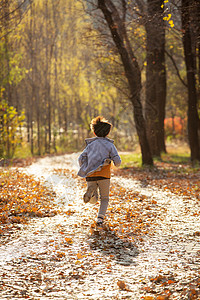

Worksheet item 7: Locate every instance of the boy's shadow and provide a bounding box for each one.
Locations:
[88,224,139,266]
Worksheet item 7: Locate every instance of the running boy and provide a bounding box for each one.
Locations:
[78,116,121,226]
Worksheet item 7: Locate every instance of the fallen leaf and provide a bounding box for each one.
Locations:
[65,237,73,244]
[117,280,126,290]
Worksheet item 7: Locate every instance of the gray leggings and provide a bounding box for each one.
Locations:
[87,179,110,219]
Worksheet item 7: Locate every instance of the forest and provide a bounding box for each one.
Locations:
[1,2,200,299]
[0,0,200,164]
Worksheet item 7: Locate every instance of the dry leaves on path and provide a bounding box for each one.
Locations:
[0,169,58,237]
[114,162,200,201]
[0,155,200,299]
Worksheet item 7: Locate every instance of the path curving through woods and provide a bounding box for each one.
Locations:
[0,154,199,299]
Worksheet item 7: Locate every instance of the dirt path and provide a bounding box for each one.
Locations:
[0,154,199,300]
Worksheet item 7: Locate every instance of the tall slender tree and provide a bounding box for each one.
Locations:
[181,0,200,161]
[97,0,153,165]
[145,0,166,156]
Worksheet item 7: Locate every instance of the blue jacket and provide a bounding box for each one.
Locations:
[77,137,121,178]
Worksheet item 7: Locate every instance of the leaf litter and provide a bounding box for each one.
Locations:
[0,154,199,299]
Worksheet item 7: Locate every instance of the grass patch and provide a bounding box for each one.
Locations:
[156,152,190,164]
[12,140,79,160]
[120,142,190,169]
[119,152,142,168]
[163,143,190,164]
[13,142,33,159]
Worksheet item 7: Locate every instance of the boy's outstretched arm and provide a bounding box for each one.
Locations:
[113,154,121,167]
[110,145,121,167]
[78,148,87,167]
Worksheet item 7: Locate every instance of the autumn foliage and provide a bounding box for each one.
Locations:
[0,169,57,234]
[164,117,187,137]
[0,157,199,299]
[113,161,200,202]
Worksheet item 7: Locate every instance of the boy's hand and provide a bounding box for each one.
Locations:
[104,158,111,165]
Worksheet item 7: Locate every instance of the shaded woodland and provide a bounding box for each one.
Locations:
[0,0,199,164]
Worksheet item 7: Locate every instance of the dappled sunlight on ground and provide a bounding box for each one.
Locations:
[0,153,199,299]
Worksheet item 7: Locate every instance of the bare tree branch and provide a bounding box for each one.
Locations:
[0,0,33,22]
[165,49,187,87]
[135,0,146,15]
[121,0,126,24]
[0,0,33,39]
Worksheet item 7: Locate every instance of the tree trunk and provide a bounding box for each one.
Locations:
[145,0,166,157]
[3,0,12,106]
[30,4,34,155]
[31,2,41,155]
[98,0,153,165]
[181,0,200,161]
[0,108,3,157]
[45,0,51,154]
[64,105,68,133]
[191,0,200,150]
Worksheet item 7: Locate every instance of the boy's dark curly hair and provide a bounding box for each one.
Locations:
[90,116,112,137]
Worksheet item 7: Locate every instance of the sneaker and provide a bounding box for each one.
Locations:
[96,216,104,227]
[96,220,103,227]
[83,186,95,203]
